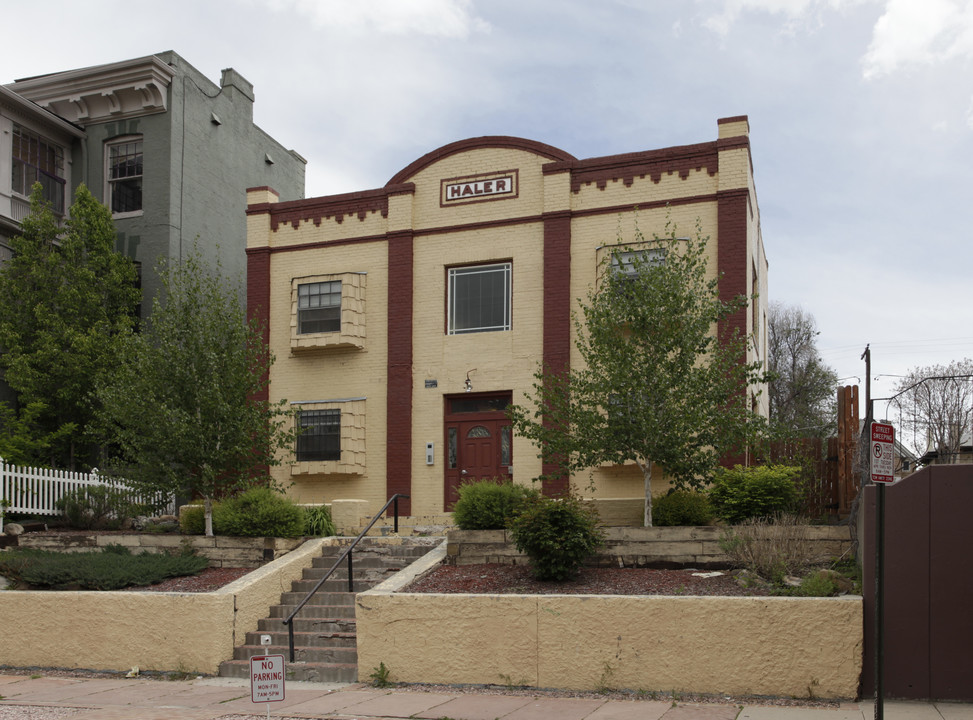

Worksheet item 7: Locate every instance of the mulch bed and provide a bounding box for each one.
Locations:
[405,563,770,596]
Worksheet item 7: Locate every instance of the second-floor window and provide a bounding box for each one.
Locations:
[11,124,66,214]
[297,280,342,334]
[447,262,512,334]
[107,137,143,215]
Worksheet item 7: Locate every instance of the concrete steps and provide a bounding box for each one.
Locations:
[218,537,437,683]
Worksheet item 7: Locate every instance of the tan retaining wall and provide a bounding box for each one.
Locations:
[0,537,330,674]
[17,533,305,568]
[447,525,853,568]
[356,589,863,699]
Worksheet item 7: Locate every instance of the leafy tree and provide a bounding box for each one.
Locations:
[0,184,140,469]
[508,221,769,525]
[892,358,973,464]
[94,247,296,535]
[767,301,839,437]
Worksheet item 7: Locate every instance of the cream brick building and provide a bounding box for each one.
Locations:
[247,116,768,518]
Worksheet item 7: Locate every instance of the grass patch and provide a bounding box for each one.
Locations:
[0,545,209,590]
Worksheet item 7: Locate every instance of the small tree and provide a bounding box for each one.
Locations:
[509,220,769,525]
[767,301,839,437]
[0,184,140,468]
[94,247,296,535]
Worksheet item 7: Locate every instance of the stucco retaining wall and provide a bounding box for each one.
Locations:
[356,589,863,698]
[447,525,853,568]
[17,533,305,568]
[0,537,330,674]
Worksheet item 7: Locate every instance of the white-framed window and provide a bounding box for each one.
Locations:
[298,280,341,334]
[291,398,366,475]
[106,136,143,215]
[11,124,66,214]
[447,262,512,335]
[610,247,666,279]
[290,273,366,352]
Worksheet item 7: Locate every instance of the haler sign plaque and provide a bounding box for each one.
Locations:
[870,422,895,484]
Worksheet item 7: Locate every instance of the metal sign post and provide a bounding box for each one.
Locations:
[870,420,894,720]
[251,634,284,720]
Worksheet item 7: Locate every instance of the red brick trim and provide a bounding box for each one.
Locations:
[387,136,576,185]
[543,141,719,194]
[541,211,572,497]
[386,231,414,515]
[717,115,749,128]
[717,188,751,343]
[246,246,272,403]
[248,184,416,231]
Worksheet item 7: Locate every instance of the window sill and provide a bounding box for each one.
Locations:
[112,210,144,220]
[291,460,365,476]
[291,333,364,352]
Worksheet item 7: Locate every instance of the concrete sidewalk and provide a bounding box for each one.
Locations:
[1,674,971,720]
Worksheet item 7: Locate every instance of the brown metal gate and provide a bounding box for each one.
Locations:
[861,465,973,701]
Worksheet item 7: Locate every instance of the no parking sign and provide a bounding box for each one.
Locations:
[870,422,895,484]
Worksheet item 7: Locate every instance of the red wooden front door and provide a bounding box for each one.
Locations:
[444,393,512,510]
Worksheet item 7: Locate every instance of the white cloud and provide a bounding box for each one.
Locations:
[862,0,973,78]
[702,0,854,36]
[255,0,490,37]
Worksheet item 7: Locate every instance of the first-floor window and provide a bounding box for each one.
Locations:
[298,280,341,334]
[297,409,340,461]
[107,136,143,214]
[447,262,511,334]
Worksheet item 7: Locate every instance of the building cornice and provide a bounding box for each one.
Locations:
[6,55,175,124]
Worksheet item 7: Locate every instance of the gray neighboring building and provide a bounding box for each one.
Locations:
[4,50,306,313]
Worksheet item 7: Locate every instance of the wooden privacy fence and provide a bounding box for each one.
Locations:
[0,457,174,533]
[760,437,859,518]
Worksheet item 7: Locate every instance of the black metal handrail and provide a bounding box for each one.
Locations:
[282,493,409,662]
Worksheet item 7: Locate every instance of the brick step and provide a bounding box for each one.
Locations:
[266,603,356,620]
[233,641,357,665]
[274,591,358,608]
[310,555,407,570]
[287,578,389,595]
[253,619,356,637]
[219,659,358,684]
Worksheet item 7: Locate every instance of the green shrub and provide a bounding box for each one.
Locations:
[452,479,540,530]
[508,493,605,581]
[179,502,206,535]
[709,464,801,524]
[55,485,135,530]
[213,486,305,538]
[304,504,337,536]
[0,546,208,590]
[653,489,714,526]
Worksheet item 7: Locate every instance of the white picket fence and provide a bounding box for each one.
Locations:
[0,457,175,533]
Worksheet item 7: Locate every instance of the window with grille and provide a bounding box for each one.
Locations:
[11,124,66,214]
[297,409,340,462]
[107,137,143,214]
[447,262,511,334]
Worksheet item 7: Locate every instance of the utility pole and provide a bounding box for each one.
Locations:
[862,344,884,720]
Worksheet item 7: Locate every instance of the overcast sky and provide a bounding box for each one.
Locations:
[3,0,971,425]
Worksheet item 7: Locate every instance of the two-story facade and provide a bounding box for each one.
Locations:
[247,116,768,518]
[4,51,306,313]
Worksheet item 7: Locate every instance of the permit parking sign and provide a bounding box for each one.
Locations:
[870,422,895,484]
[250,654,285,703]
